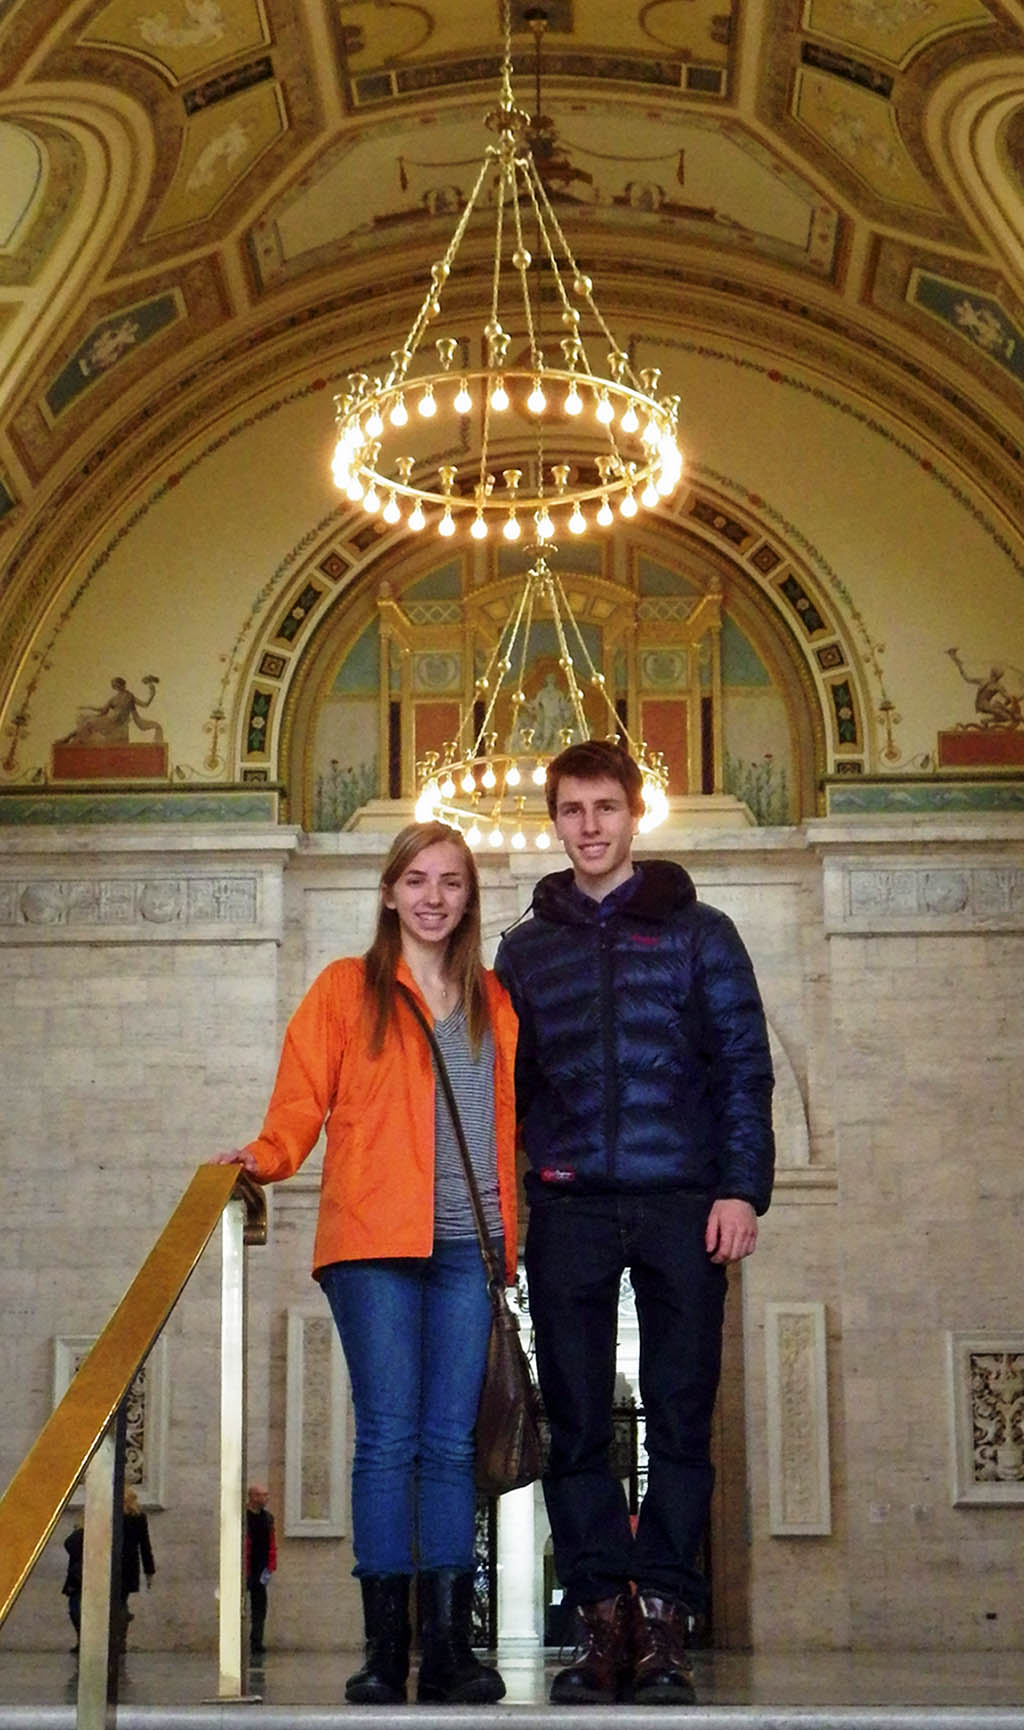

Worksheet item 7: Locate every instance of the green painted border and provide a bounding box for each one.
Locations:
[0,787,281,826]
[825,777,1024,816]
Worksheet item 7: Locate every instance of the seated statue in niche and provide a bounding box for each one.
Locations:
[57,675,164,747]
[506,672,581,757]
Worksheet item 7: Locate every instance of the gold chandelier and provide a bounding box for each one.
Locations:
[329,7,685,543]
[331,3,681,847]
[413,551,670,849]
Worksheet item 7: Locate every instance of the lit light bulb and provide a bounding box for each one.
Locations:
[490,376,509,411]
[364,484,381,512]
[461,771,476,793]
[595,392,614,425]
[454,380,472,414]
[345,473,365,502]
[408,502,426,531]
[414,791,434,821]
[418,385,437,418]
[528,378,547,413]
[597,497,614,527]
[506,764,521,786]
[535,829,552,849]
[564,382,583,415]
[620,489,638,518]
[503,512,521,541]
[466,822,482,848]
[568,504,586,534]
[488,826,503,848]
[481,765,497,790]
[365,406,384,438]
[511,828,526,850]
[535,508,554,541]
[641,480,659,508]
[440,776,455,798]
[638,779,670,833]
[383,493,401,524]
[470,512,487,539]
[532,763,547,785]
[439,507,456,537]
[620,403,639,433]
[389,395,408,427]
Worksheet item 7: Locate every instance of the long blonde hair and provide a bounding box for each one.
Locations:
[363,822,489,1055]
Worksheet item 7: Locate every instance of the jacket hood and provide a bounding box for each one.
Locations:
[531,858,697,926]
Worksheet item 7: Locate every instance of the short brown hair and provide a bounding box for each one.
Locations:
[545,739,645,819]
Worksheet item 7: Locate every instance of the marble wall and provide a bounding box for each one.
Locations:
[1,816,1022,1652]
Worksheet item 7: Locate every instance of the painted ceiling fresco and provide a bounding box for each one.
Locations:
[2,2,1022,497]
[1,1,1023,813]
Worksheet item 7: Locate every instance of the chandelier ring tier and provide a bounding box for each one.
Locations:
[330,48,684,541]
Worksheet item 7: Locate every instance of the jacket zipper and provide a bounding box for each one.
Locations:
[599,924,618,1178]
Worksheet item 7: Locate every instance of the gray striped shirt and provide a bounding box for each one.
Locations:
[432,1004,502,1242]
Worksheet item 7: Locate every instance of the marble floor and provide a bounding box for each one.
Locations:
[2,1642,1024,1716]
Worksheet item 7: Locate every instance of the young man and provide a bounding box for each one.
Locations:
[495,740,774,1706]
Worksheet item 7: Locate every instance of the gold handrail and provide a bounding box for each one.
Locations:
[0,1164,266,1627]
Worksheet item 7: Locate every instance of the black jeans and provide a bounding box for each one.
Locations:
[248,1580,268,1649]
[525,1188,727,1612]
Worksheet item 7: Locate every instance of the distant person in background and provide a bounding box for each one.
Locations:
[119,1488,155,1650]
[245,1484,277,1657]
[62,1518,84,1654]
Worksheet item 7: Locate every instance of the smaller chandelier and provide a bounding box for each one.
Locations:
[413,552,670,850]
[330,9,684,541]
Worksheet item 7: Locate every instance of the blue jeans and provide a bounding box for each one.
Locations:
[525,1189,726,1611]
[320,1238,496,1577]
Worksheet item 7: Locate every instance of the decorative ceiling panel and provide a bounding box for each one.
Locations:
[801,0,994,70]
[81,0,272,84]
[148,80,287,232]
[250,103,840,290]
[792,65,945,211]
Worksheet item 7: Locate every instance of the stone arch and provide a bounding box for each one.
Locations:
[235,495,873,826]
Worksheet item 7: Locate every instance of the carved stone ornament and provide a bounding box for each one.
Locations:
[825,862,1024,933]
[948,1332,1024,1505]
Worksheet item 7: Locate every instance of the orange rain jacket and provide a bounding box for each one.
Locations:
[243,956,519,1283]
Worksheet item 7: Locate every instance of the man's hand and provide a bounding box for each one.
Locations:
[705,1198,758,1264]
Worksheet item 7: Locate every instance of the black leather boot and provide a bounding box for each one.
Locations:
[415,1568,506,1704]
[549,1592,633,1704]
[344,1574,411,1705]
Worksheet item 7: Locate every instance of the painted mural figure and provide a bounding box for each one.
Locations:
[57,675,164,747]
[947,649,1023,729]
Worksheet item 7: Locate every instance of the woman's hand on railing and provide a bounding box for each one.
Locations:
[208,1149,261,1173]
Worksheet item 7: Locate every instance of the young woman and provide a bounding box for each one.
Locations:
[212,822,517,1705]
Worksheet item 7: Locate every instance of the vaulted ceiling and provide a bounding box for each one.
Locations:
[2,0,1023,706]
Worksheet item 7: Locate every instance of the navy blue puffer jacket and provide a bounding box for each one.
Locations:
[494,860,775,1212]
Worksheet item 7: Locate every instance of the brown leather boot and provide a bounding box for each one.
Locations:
[632,1591,696,1704]
[549,1592,632,1704]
